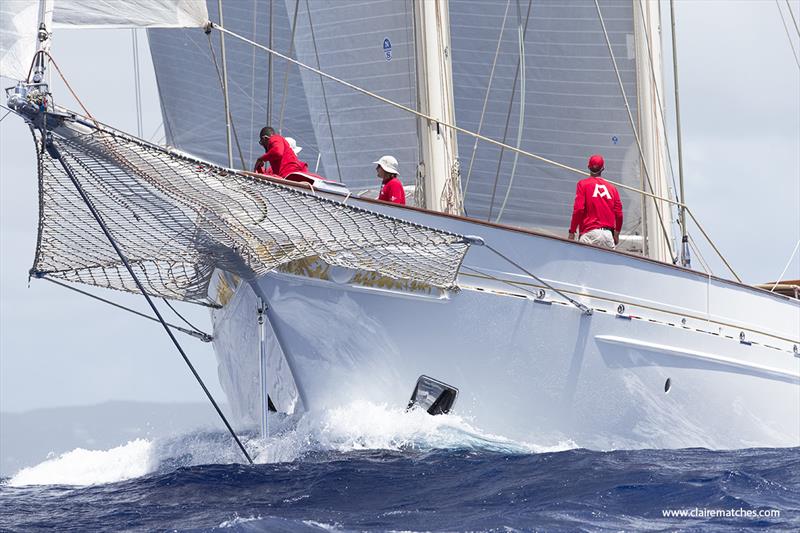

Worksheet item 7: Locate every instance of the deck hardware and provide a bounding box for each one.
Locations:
[537,289,545,299]
[617,304,625,314]
[739,331,752,346]
[664,378,672,393]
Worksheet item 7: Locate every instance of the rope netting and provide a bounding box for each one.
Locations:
[31,113,470,306]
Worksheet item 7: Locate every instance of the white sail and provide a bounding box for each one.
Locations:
[0,0,207,80]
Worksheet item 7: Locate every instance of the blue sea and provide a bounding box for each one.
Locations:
[2,403,798,532]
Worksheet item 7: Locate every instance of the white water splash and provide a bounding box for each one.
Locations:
[8,401,577,487]
[251,401,575,462]
[8,438,154,487]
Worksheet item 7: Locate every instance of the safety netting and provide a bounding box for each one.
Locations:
[30,111,470,306]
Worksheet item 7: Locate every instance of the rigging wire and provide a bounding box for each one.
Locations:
[161,297,209,336]
[267,0,274,126]
[687,234,713,276]
[487,0,533,222]
[0,110,11,123]
[45,137,252,464]
[40,276,212,342]
[463,0,510,197]
[131,29,144,138]
[785,0,800,38]
[776,0,800,69]
[494,0,531,223]
[593,0,677,263]
[206,31,247,169]
[770,239,800,291]
[304,0,342,181]
[278,0,301,133]
[249,0,258,164]
[482,243,593,315]
[205,24,739,279]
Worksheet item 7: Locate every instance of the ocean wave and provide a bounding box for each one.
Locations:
[8,401,575,487]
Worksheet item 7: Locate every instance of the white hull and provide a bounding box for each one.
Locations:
[211,198,800,450]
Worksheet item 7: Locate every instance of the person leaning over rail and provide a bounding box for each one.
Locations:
[374,155,406,205]
[254,127,309,178]
[568,154,623,249]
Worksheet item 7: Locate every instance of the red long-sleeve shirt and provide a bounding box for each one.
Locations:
[569,176,623,234]
[378,177,406,205]
[254,134,307,177]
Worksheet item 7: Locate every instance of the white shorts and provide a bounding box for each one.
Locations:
[579,228,615,249]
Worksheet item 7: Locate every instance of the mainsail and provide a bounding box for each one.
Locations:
[28,111,470,305]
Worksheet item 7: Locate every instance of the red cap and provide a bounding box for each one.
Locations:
[588,154,604,171]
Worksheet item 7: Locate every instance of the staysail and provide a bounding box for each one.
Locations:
[28,110,470,305]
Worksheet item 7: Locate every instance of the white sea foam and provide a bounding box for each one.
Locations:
[218,514,262,527]
[250,401,576,463]
[8,401,577,486]
[8,438,154,487]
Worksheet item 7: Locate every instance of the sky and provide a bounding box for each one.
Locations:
[1,0,799,414]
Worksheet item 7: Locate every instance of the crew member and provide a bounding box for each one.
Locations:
[254,127,308,177]
[568,154,623,249]
[374,155,405,205]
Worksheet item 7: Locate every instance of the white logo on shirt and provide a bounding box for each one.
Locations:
[592,184,611,199]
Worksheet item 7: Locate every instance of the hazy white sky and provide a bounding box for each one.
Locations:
[1,0,798,413]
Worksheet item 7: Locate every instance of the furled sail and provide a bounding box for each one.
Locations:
[0,0,208,80]
[28,109,470,305]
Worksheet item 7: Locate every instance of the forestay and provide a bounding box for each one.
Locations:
[30,111,470,305]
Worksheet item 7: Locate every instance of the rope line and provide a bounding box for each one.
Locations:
[304,0,342,181]
[162,297,209,336]
[484,243,593,315]
[463,0,510,197]
[486,0,532,222]
[40,276,212,342]
[776,0,800,69]
[786,0,800,37]
[771,239,800,291]
[494,0,534,223]
[593,0,676,262]
[210,22,740,280]
[206,32,247,170]
[47,136,252,464]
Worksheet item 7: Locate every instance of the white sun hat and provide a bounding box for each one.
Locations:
[285,137,302,154]
[373,155,399,174]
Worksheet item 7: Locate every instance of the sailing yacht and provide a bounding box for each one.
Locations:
[2,0,798,450]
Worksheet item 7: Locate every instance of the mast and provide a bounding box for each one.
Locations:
[31,0,54,83]
[670,0,690,268]
[413,0,462,215]
[633,0,674,262]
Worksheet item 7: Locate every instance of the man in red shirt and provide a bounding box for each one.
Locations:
[568,154,623,249]
[374,155,406,205]
[254,127,308,178]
